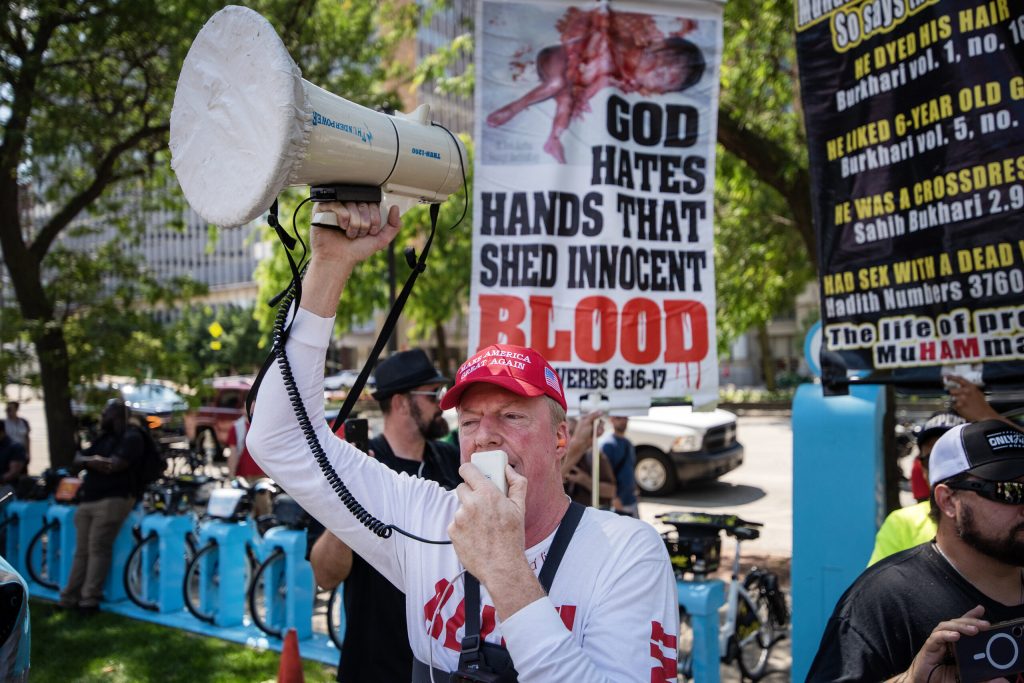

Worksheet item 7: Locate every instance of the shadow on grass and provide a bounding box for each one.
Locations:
[30,600,336,683]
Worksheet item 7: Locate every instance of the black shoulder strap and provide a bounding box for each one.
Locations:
[462,501,586,659]
[537,501,585,592]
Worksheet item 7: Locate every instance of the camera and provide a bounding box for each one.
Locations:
[954,616,1024,682]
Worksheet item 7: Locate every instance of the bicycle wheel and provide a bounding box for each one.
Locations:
[677,606,694,681]
[185,531,198,561]
[183,541,219,623]
[25,519,60,590]
[734,590,773,681]
[248,547,285,638]
[124,533,160,610]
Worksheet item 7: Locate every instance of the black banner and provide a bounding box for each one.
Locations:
[796,1,1024,383]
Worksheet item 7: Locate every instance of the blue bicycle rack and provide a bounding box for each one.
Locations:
[678,578,726,683]
[192,518,258,627]
[98,505,145,603]
[134,514,195,612]
[255,526,315,639]
[2,500,48,577]
[41,502,78,589]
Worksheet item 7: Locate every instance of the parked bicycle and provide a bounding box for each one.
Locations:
[658,511,790,682]
[247,494,346,648]
[123,473,214,610]
[182,477,278,623]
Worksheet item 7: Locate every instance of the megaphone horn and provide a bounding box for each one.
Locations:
[169,5,466,228]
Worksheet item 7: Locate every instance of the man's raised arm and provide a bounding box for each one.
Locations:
[245,202,413,579]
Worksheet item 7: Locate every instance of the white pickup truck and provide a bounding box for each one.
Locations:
[623,405,744,496]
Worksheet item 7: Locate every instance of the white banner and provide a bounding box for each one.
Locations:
[471,0,724,414]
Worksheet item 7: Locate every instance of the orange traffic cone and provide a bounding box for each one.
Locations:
[277,628,304,683]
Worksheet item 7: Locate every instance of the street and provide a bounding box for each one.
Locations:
[640,414,793,557]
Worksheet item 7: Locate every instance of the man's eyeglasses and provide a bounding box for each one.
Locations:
[945,479,1024,505]
[407,387,447,403]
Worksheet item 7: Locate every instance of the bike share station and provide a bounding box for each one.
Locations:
[11,482,341,664]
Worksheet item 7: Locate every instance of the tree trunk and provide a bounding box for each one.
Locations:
[0,190,77,468]
[434,321,451,377]
[757,324,777,392]
[35,327,77,468]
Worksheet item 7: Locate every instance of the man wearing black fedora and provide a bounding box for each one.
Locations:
[309,348,461,683]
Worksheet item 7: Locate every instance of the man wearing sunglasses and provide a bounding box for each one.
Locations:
[809,419,1024,682]
[308,348,461,683]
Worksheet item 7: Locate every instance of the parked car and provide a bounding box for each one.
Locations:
[626,405,744,495]
[72,379,189,451]
[324,370,375,391]
[184,376,253,463]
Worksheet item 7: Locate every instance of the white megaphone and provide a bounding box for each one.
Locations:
[169,5,467,228]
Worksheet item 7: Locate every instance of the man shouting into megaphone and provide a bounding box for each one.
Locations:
[248,202,678,682]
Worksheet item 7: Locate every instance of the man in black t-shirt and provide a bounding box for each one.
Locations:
[59,399,142,614]
[309,350,460,682]
[808,419,1024,682]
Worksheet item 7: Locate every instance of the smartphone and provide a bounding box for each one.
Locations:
[343,418,369,453]
[953,616,1024,682]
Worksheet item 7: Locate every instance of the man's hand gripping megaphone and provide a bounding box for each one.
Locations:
[303,202,402,313]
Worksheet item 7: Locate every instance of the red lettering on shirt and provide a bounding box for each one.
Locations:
[480,605,498,640]
[558,604,577,630]
[649,620,677,682]
[444,599,467,649]
[422,586,580,653]
[424,579,455,639]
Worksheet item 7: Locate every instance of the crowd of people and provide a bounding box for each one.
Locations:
[3,206,1023,682]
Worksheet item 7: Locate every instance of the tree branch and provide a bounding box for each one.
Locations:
[717,105,818,271]
[30,123,169,260]
[0,13,59,178]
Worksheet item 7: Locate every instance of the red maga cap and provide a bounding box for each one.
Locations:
[439,344,567,411]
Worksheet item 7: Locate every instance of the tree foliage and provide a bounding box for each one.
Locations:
[713,0,817,359]
[162,304,267,395]
[0,0,426,466]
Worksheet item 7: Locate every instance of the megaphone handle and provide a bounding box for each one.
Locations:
[311,195,417,230]
[381,192,417,220]
[311,209,340,228]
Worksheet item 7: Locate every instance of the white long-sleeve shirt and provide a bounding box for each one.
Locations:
[247,308,679,682]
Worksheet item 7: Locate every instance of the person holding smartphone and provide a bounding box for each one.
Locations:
[808,419,1024,682]
[308,349,460,683]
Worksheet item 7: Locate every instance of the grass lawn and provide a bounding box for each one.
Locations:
[30,600,337,682]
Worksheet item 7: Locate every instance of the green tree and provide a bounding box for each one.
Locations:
[717,0,813,268]
[1,0,222,466]
[161,304,266,395]
[49,237,206,383]
[0,0,424,467]
[712,0,817,382]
